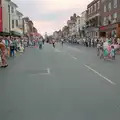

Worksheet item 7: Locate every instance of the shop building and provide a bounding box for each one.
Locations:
[86,0,100,38]
[100,0,120,38]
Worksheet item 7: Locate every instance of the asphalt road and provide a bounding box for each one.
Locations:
[0,43,120,120]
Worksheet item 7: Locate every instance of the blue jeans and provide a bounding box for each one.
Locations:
[10,50,15,57]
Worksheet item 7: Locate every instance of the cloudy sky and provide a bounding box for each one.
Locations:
[13,0,92,35]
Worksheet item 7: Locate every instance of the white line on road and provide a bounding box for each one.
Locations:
[84,64,116,85]
[72,56,78,60]
[55,49,62,53]
[47,68,50,74]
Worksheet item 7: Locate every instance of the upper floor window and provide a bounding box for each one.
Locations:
[11,7,14,13]
[94,3,96,12]
[104,5,106,12]
[90,7,92,14]
[0,0,1,6]
[108,15,112,24]
[113,12,117,19]
[103,17,107,25]
[16,20,18,27]
[108,2,111,11]
[114,0,117,8]
[97,1,100,9]
[92,5,94,13]
[12,20,14,28]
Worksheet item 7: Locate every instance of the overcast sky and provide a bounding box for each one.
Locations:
[13,0,92,35]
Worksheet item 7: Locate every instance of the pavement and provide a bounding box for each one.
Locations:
[0,43,120,120]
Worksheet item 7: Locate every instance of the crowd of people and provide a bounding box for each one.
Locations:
[0,36,28,68]
[83,37,120,60]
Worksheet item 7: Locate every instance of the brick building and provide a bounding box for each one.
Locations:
[100,0,120,38]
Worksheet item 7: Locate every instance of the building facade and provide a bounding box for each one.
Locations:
[86,0,100,38]
[0,0,11,33]
[0,0,3,32]
[100,0,120,38]
[10,2,23,36]
[67,14,77,39]
[80,11,87,38]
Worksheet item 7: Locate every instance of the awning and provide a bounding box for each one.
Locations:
[0,32,10,36]
[10,31,22,37]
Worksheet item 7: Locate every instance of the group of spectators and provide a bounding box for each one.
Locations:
[0,36,28,68]
[84,37,120,48]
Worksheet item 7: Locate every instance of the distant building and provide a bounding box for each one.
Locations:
[99,0,120,38]
[67,14,77,38]
[79,11,87,38]
[62,26,69,39]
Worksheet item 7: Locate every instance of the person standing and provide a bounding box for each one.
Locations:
[110,46,115,60]
[61,38,64,46]
[0,37,8,67]
[52,39,56,48]
[10,39,15,57]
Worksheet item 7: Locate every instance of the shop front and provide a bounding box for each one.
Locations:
[100,23,120,38]
[85,27,99,38]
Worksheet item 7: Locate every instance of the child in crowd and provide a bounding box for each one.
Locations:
[110,46,115,60]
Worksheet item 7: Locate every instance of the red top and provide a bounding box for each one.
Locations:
[0,42,6,51]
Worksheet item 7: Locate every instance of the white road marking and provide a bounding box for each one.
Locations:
[67,46,82,52]
[84,64,116,85]
[72,56,78,60]
[47,68,50,74]
[55,49,62,53]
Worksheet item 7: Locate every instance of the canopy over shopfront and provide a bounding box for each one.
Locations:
[10,31,22,37]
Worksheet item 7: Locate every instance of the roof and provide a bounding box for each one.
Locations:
[87,0,99,8]
[10,1,18,8]
[16,10,23,16]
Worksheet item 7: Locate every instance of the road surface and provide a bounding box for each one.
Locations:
[0,43,120,120]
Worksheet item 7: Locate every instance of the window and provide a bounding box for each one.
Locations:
[114,0,117,8]
[113,12,117,23]
[104,5,106,12]
[8,5,10,13]
[16,20,18,27]
[108,15,111,24]
[0,0,2,6]
[90,7,92,14]
[92,5,94,13]
[97,1,100,9]
[94,4,96,12]
[113,12,117,19]
[11,7,14,13]
[108,2,111,11]
[103,17,106,25]
[12,20,14,28]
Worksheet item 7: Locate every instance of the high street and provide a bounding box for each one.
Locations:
[0,43,120,120]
